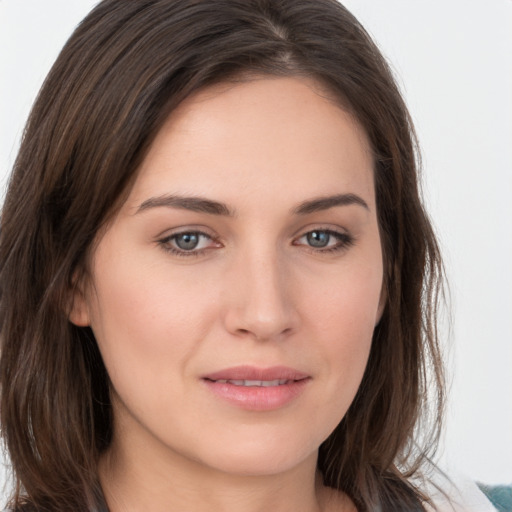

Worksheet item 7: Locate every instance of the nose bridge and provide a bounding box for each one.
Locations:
[223,241,297,341]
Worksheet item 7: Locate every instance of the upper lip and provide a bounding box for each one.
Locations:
[203,365,310,382]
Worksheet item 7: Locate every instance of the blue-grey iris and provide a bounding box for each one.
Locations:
[307,231,330,248]
[175,233,199,250]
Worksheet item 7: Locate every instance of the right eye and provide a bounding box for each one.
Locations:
[158,230,219,257]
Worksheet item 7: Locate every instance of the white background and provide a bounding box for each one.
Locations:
[0,0,511,496]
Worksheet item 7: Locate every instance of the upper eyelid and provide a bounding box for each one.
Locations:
[160,231,218,249]
[296,229,346,239]
[293,229,352,245]
[157,226,217,240]
[164,231,213,241]
[292,224,349,239]
[156,225,350,240]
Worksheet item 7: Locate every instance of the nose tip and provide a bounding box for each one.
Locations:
[222,255,299,342]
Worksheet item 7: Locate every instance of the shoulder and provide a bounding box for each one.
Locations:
[478,484,512,512]
[422,475,498,512]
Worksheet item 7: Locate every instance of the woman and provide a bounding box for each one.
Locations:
[0,0,477,510]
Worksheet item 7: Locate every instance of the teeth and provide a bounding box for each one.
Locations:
[216,379,289,386]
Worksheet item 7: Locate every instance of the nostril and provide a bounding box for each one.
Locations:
[235,326,294,341]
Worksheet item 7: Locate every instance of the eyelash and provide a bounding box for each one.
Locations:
[158,231,220,258]
[294,229,355,254]
[158,228,354,258]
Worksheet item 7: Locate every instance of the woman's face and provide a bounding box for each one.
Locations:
[71,77,384,477]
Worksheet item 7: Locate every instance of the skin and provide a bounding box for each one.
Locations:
[71,76,384,512]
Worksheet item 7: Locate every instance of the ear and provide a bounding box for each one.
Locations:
[375,283,387,326]
[67,273,91,327]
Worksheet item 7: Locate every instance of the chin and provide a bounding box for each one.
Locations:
[208,451,315,478]
[185,429,321,478]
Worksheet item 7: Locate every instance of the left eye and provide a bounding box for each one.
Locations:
[162,231,214,253]
[295,229,352,250]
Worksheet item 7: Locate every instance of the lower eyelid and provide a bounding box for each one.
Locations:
[156,230,216,253]
[295,230,355,254]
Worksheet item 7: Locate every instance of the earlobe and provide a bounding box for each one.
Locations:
[67,277,91,327]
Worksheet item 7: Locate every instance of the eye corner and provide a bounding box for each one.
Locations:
[157,229,222,258]
[293,227,355,254]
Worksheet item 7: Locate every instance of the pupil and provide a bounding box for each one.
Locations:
[307,231,329,248]
[176,233,199,250]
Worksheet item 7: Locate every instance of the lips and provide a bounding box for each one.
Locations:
[202,366,310,411]
[203,365,309,382]
[212,379,290,386]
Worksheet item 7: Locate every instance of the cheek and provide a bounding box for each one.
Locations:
[304,255,382,337]
[300,259,382,400]
[86,270,216,433]
[87,254,239,416]
[86,255,212,390]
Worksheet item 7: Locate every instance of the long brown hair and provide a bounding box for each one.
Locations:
[0,1,445,510]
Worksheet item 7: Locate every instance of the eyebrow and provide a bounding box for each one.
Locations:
[136,192,369,216]
[137,195,234,216]
[292,193,369,215]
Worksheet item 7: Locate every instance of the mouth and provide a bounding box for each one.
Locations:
[206,379,294,387]
[202,366,310,411]
[203,365,309,382]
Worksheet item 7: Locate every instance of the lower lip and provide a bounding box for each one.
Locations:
[203,379,310,411]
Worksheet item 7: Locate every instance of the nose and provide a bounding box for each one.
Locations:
[222,248,300,342]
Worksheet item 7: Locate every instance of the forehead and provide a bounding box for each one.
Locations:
[125,76,375,212]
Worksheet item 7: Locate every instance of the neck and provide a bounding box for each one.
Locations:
[99,436,350,512]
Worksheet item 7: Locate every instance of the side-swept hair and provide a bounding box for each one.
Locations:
[0,1,444,510]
